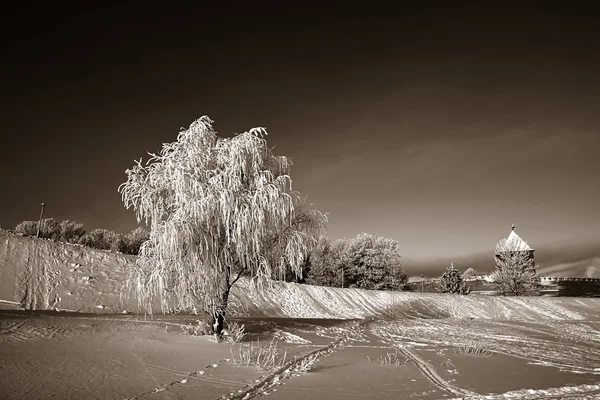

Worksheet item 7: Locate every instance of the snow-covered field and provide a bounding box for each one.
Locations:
[2,231,600,399]
[2,311,599,399]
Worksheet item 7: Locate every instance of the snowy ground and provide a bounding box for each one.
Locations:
[3,232,600,399]
[1,310,600,399]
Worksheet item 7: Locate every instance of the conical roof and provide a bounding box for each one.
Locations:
[504,228,534,251]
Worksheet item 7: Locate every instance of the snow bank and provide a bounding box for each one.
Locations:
[2,230,600,320]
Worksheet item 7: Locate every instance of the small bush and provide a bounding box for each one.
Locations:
[180,319,212,336]
[225,321,247,343]
[230,338,287,371]
[294,353,319,373]
[369,352,409,366]
[454,341,494,357]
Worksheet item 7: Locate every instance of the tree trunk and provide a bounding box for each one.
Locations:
[209,263,247,336]
[210,265,232,336]
[210,286,230,336]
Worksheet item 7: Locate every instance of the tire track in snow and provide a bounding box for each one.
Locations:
[380,330,600,400]
[215,320,367,400]
[394,344,478,397]
[379,331,479,398]
[0,320,71,344]
[0,320,27,335]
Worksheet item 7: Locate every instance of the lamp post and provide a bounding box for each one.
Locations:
[36,202,46,238]
[421,273,424,293]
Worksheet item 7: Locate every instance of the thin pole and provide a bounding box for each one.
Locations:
[421,274,424,293]
[36,202,46,238]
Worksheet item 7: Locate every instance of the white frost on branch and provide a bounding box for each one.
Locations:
[118,116,327,315]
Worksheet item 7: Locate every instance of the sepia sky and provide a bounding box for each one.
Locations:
[1,4,599,275]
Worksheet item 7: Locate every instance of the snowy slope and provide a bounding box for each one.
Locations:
[2,230,600,320]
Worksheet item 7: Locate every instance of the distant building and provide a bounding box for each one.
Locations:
[494,225,535,269]
[464,275,494,282]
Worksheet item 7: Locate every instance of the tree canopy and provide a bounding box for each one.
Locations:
[118,116,327,329]
[306,233,407,290]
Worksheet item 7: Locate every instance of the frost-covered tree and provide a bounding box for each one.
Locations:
[14,220,38,237]
[79,228,119,250]
[58,220,86,243]
[491,238,539,296]
[305,237,347,287]
[118,116,327,335]
[110,233,129,253]
[342,233,407,290]
[437,262,470,294]
[15,218,61,240]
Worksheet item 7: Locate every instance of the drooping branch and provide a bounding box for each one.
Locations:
[118,116,327,319]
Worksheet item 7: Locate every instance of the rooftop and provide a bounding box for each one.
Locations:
[499,225,534,251]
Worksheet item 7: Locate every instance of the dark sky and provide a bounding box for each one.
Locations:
[2,4,599,276]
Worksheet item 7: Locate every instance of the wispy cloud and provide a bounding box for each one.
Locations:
[537,258,600,278]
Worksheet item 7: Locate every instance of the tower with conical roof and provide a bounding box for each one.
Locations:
[494,225,535,269]
[506,224,534,252]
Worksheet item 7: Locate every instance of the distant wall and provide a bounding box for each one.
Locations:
[403,280,441,292]
[404,276,600,297]
[404,279,496,293]
[539,276,600,284]
[542,278,600,297]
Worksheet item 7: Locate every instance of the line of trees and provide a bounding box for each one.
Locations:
[278,232,408,290]
[12,218,149,255]
[296,232,540,298]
